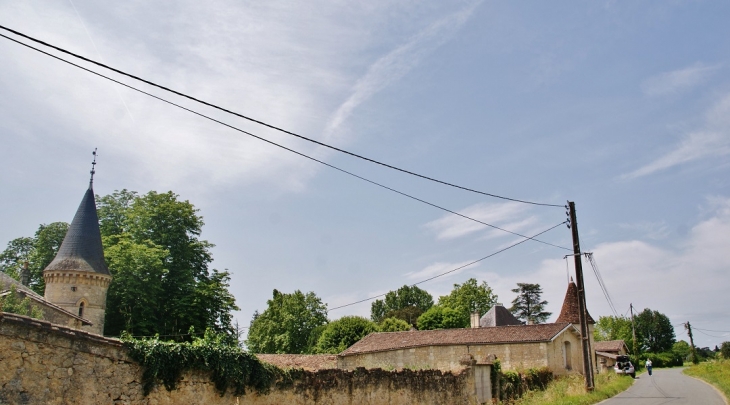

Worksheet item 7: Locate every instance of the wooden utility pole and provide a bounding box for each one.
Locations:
[685,322,699,364]
[567,201,594,391]
[630,304,638,356]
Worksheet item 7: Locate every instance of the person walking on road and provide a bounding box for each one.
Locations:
[646,359,653,376]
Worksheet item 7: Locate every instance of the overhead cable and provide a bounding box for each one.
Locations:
[329,221,567,311]
[0,31,570,251]
[584,252,619,317]
[0,24,563,208]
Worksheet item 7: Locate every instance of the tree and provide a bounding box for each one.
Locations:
[315,316,378,354]
[594,315,635,353]
[98,190,239,338]
[672,340,692,362]
[370,285,433,324]
[721,342,730,359]
[634,308,675,353]
[509,283,551,324]
[379,317,411,332]
[0,222,69,294]
[0,285,43,319]
[245,289,328,354]
[416,305,462,330]
[437,278,498,328]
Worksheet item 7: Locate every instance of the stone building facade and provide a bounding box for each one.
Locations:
[338,280,597,376]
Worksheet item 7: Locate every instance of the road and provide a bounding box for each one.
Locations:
[599,367,727,405]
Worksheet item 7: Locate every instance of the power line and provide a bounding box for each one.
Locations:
[0,24,563,208]
[584,252,618,317]
[329,221,567,311]
[0,31,571,251]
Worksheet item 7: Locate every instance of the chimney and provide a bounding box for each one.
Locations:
[470,311,481,328]
[20,261,30,286]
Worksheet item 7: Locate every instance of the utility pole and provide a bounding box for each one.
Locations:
[630,304,638,356]
[685,322,699,364]
[567,201,594,391]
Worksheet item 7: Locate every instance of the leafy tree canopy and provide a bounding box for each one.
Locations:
[98,190,238,339]
[379,317,411,332]
[314,316,378,354]
[0,222,69,294]
[437,278,498,328]
[594,315,635,353]
[245,289,328,354]
[416,305,462,330]
[721,341,730,359]
[370,285,433,323]
[0,285,43,319]
[509,283,551,324]
[634,308,675,353]
[672,340,692,361]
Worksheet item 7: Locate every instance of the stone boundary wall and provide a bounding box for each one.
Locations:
[0,313,481,405]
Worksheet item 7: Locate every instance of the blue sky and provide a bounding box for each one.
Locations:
[1,1,729,348]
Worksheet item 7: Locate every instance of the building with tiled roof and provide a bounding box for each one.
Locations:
[337,280,599,376]
[594,340,629,372]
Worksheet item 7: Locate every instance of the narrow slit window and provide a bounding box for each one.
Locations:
[78,302,85,317]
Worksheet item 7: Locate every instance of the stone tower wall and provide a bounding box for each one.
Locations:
[43,271,111,335]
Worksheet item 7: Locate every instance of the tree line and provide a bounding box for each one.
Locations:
[245,281,552,354]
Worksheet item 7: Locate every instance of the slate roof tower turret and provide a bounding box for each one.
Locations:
[43,150,112,335]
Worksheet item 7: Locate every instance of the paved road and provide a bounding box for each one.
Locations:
[599,368,727,405]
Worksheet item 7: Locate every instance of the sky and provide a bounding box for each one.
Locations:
[1,1,729,349]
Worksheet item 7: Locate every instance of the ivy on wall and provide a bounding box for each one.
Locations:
[122,329,283,396]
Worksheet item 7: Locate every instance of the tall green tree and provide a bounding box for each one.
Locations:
[97,190,238,338]
[370,285,433,326]
[0,222,69,294]
[634,308,675,353]
[594,315,635,353]
[314,316,378,354]
[436,278,498,328]
[510,283,551,324]
[245,289,328,354]
[416,305,462,330]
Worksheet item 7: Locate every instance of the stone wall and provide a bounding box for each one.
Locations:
[338,326,585,376]
[0,312,484,405]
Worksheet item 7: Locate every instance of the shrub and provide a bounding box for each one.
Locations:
[721,342,730,360]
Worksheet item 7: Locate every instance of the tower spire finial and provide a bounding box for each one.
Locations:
[89,148,98,189]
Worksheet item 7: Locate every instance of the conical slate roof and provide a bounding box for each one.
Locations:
[555,280,594,324]
[480,304,523,327]
[44,186,109,275]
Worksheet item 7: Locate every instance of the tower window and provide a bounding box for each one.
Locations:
[78,302,84,317]
[71,286,77,292]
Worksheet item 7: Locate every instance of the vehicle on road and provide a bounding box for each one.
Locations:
[614,355,636,378]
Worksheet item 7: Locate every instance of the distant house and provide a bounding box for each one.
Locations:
[337,281,596,376]
[594,340,629,373]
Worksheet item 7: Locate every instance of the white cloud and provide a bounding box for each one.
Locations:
[0,1,480,193]
[404,260,480,281]
[323,0,482,140]
[618,221,670,240]
[641,62,721,97]
[623,93,730,179]
[424,202,532,240]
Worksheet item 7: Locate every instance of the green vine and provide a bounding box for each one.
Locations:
[122,329,284,396]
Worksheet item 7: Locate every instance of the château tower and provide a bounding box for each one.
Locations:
[43,153,112,335]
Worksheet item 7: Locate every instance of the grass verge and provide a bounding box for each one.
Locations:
[683,359,730,401]
[513,371,634,405]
